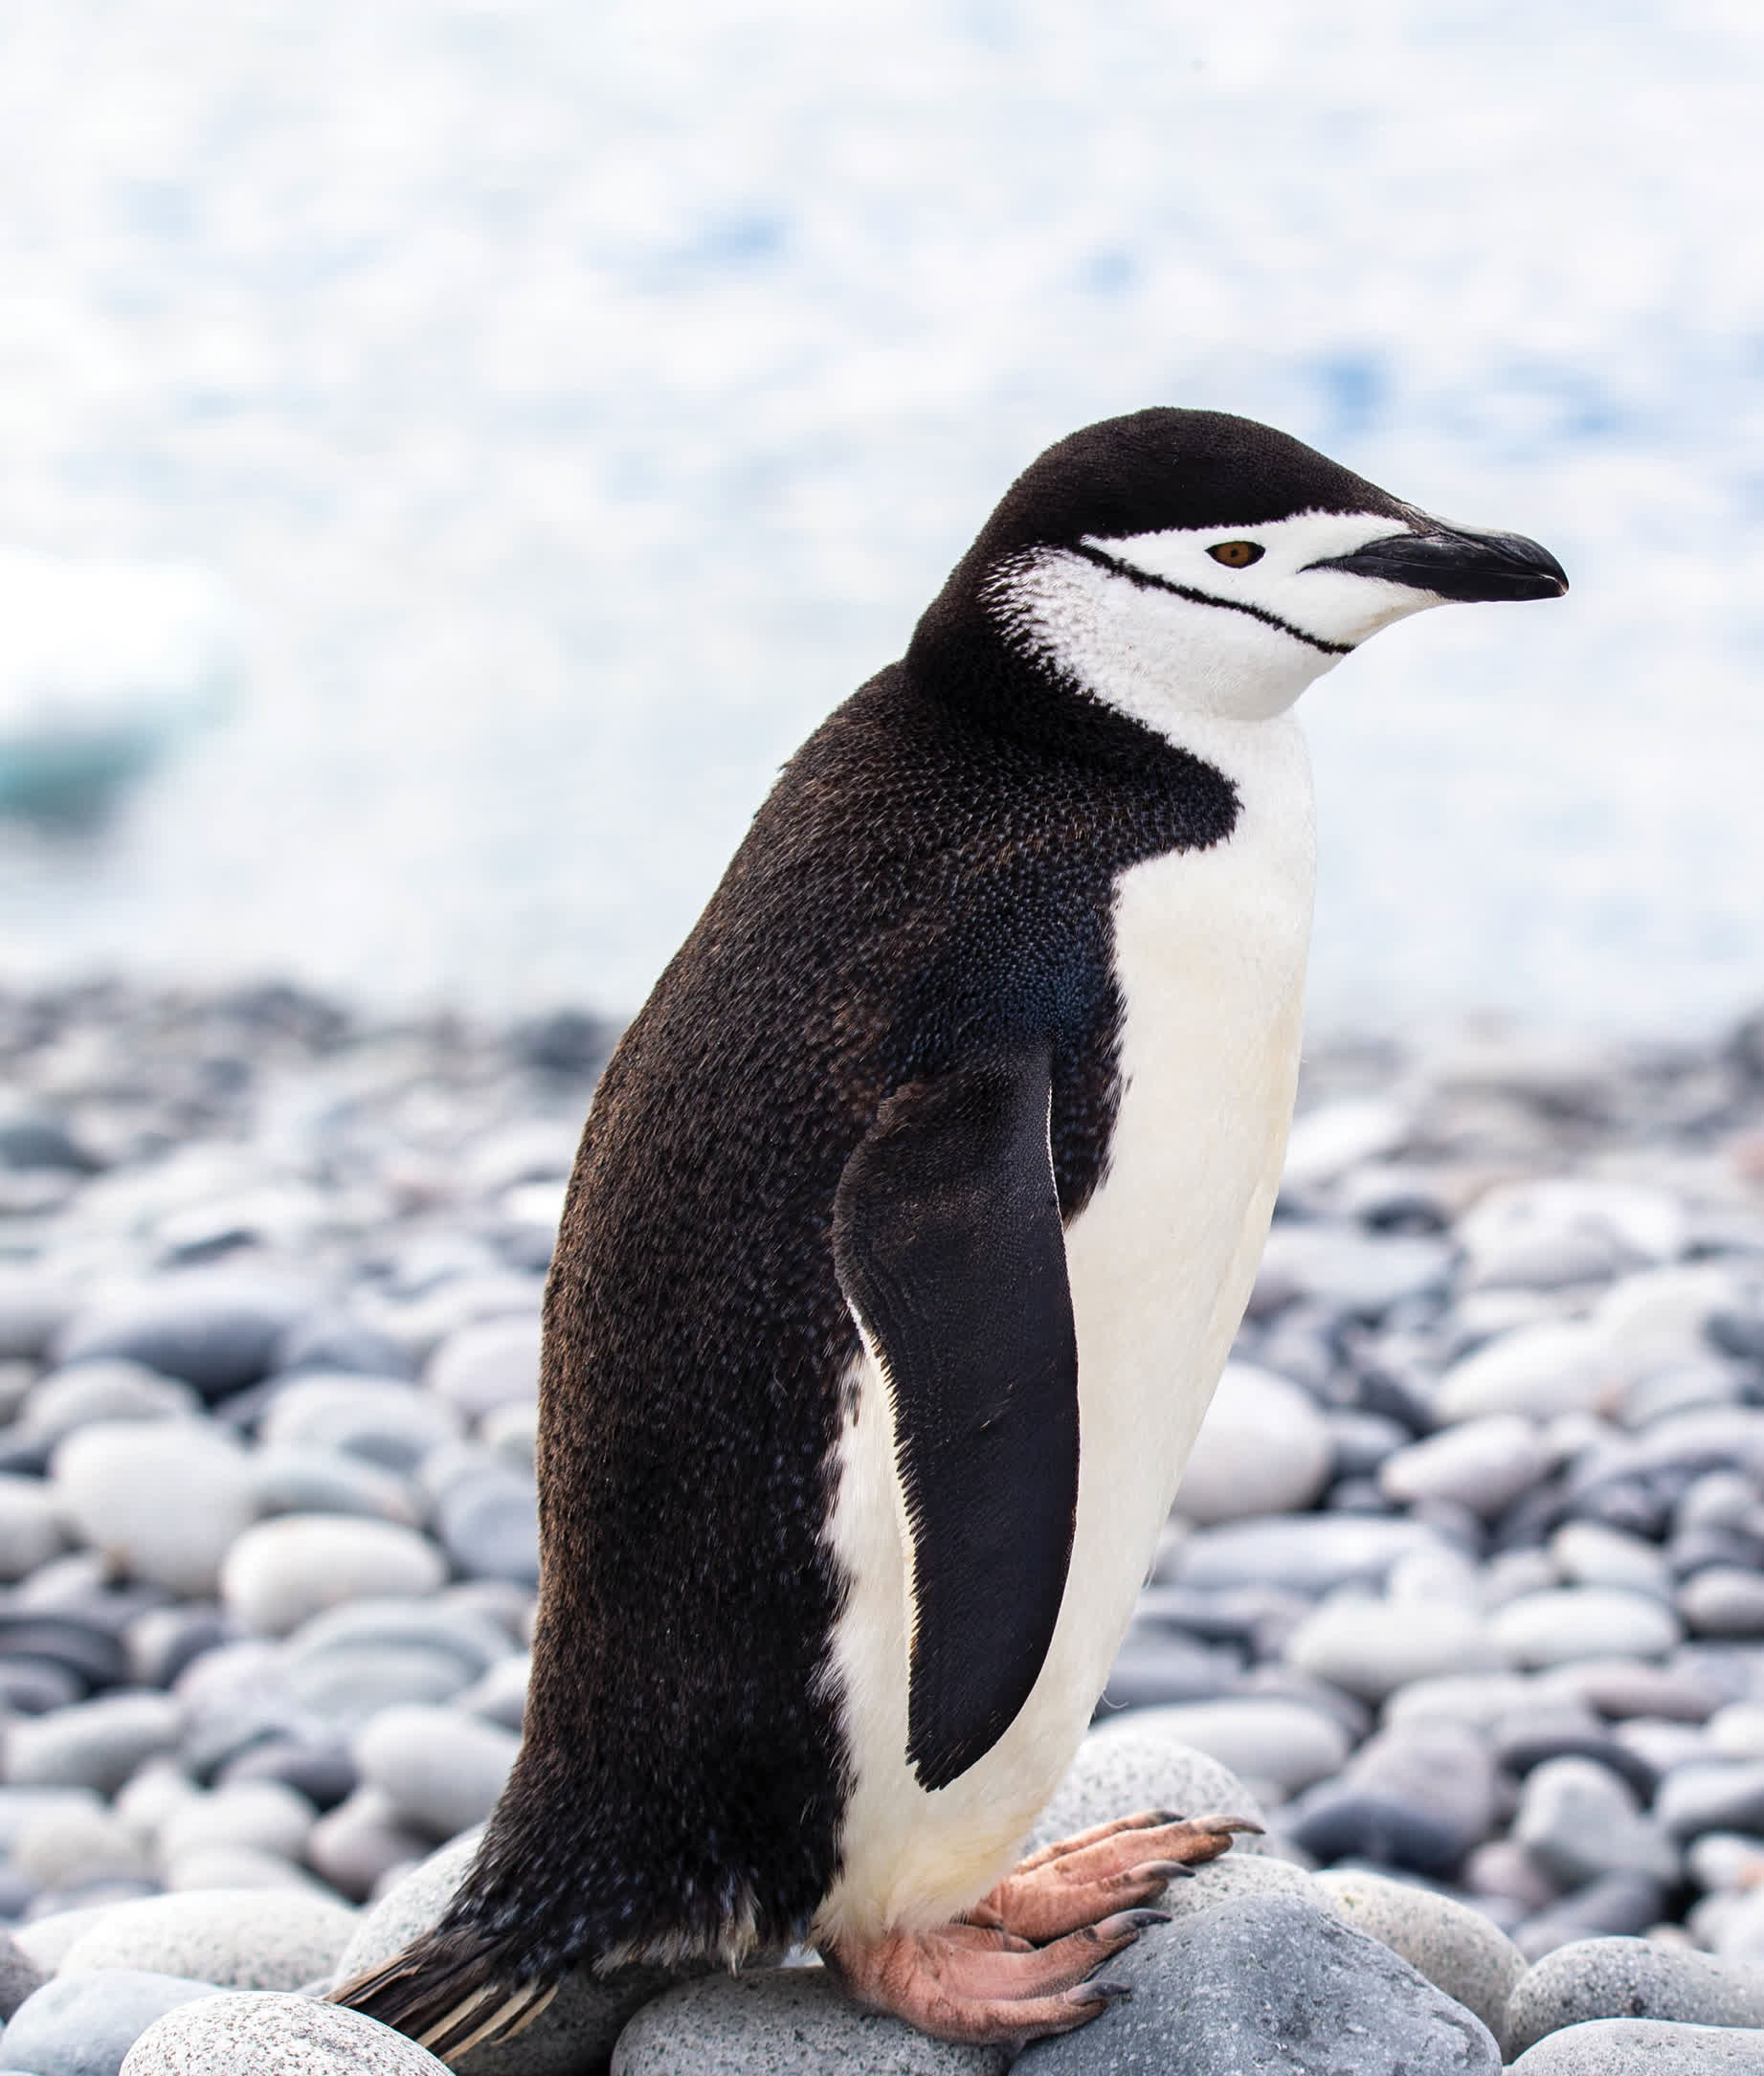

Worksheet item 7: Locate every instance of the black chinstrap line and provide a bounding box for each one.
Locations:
[1068,541,1355,657]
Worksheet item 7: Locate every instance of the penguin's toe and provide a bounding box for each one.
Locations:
[823,1914,1149,2045]
[965,1808,1261,1945]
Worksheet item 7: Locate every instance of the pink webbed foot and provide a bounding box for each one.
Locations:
[966,1807,1262,1945]
[823,1911,1160,2046]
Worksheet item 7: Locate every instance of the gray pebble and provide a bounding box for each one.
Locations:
[434,1466,540,1585]
[4,1695,183,1797]
[1515,1875,1669,1959]
[328,1827,485,1984]
[1513,1757,1679,1887]
[57,1887,358,1992]
[53,1270,317,1397]
[284,1642,479,1724]
[424,1317,542,1419]
[221,1515,447,1636]
[454,1655,528,1732]
[307,1790,433,1904]
[246,1443,418,1527]
[1507,2020,1764,2073]
[118,1992,450,2073]
[1174,1514,1454,1596]
[0,1472,69,1581]
[1380,1415,1551,1519]
[1014,1892,1499,2075]
[1314,1865,1526,2046]
[1285,1593,1505,1701]
[19,1362,202,1444]
[260,1376,462,1474]
[1683,1570,1764,1638]
[1506,1936,1764,2057]
[0,1969,222,2076]
[1087,1697,1345,1794]
[1491,1589,1683,1667]
[0,1266,77,1362]
[1286,1720,1496,1875]
[1173,1363,1332,1524]
[1657,1760,1764,1840]
[283,1598,516,1684]
[156,1779,317,1864]
[352,1705,519,1838]
[10,1800,151,1889]
[0,1932,46,2023]
[52,1420,256,1598]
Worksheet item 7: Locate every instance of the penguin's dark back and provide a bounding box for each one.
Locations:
[476,646,1239,1969]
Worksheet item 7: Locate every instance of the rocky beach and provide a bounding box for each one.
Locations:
[4,980,1764,2070]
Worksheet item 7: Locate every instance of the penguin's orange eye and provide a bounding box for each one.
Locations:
[1207,541,1264,568]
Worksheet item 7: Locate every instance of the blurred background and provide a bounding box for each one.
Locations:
[1,0,1761,1037]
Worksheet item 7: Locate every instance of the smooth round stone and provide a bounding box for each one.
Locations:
[1463,1838,1563,1915]
[1380,1416,1551,1520]
[1435,1321,1610,1423]
[1457,1179,1684,1291]
[1385,1672,1540,1731]
[1657,1761,1764,1841]
[307,1789,432,1904]
[1678,1471,1764,1534]
[1512,1757,1679,1887]
[0,1655,84,1712]
[1087,1697,1347,1794]
[454,1655,528,1732]
[433,1467,540,1585]
[1687,1830,1764,1891]
[1020,1893,1499,2076]
[0,1931,46,2022]
[424,1317,542,1419]
[1314,1866,1526,2045]
[125,1605,235,1691]
[275,1312,416,1381]
[10,1802,150,1889]
[1490,1589,1683,1667]
[156,1780,317,1864]
[1146,1851,1318,1923]
[1032,1727,1267,1854]
[328,1826,483,1982]
[352,1705,519,1838]
[1174,1515,1452,1596]
[53,1420,256,1598]
[217,1737,358,1811]
[0,1265,77,1361]
[1507,2020,1764,2073]
[220,1516,447,1636]
[163,1844,327,1892]
[0,1472,68,1581]
[1515,1875,1670,1960]
[113,1762,201,1846]
[52,1270,318,1397]
[120,1992,451,2074]
[20,1362,202,1444]
[615,1964,1005,2076]
[1279,1096,1410,1189]
[1682,1569,1764,1638]
[4,1694,183,1796]
[1506,1935,1764,2057]
[284,1599,515,1684]
[0,1969,222,2076]
[58,1886,357,1992]
[1493,1708,1656,1799]
[259,1377,462,1474]
[1540,1657,1728,1723]
[283,1643,476,1724]
[1552,1521,1672,1599]
[10,1903,120,1974]
[1285,1594,1506,1702]
[1286,1721,1496,1876]
[245,1443,417,1527]
[1173,1364,1331,1525]
[1624,1361,1748,1429]
[479,1400,537,1475]
[1327,1410,1411,1480]
[1710,1706,1764,1760]
[1250,1225,1452,1318]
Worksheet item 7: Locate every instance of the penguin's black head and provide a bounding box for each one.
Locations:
[934,408,1567,727]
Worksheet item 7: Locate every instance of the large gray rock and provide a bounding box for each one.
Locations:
[612,1965,1008,2076]
[1314,1866,1526,2047]
[0,1968,222,2076]
[353,1705,520,1838]
[1028,1728,1268,1854]
[56,1887,358,1992]
[1508,2020,1764,2071]
[1506,1937,1764,2057]
[1014,1893,1499,2074]
[330,1828,677,2076]
[120,1992,451,2073]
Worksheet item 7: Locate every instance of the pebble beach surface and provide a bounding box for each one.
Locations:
[5,984,1764,2071]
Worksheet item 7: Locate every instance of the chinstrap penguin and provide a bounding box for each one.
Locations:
[333,409,1566,2054]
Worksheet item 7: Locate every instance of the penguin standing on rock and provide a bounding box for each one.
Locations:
[334,410,1566,2052]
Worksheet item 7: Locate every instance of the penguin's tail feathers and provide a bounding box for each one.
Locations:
[328,1929,559,2065]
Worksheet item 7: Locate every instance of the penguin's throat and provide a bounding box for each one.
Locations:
[985,545,1345,734]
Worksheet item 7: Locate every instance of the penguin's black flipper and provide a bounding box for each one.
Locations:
[833,1045,1080,1793]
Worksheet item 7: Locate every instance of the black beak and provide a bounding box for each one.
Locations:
[1306,524,1569,603]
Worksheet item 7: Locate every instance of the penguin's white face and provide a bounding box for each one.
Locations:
[986,508,1449,732]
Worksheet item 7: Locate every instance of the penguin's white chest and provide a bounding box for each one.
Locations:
[815,715,1315,1943]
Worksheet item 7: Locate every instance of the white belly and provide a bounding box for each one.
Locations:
[815,714,1315,1944]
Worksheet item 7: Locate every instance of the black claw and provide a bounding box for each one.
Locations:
[1150,1808,1185,1823]
[1144,1860,1197,1879]
[1125,1909,1170,1930]
[1083,1979,1132,2003]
